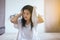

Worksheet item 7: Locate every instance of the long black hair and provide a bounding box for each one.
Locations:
[21,5,33,30]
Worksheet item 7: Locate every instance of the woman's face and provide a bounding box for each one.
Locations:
[22,9,31,21]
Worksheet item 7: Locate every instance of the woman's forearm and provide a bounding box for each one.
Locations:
[10,13,22,24]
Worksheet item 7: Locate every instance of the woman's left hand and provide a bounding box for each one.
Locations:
[37,14,44,23]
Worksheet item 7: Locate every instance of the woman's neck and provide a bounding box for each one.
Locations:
[26,20,30,25]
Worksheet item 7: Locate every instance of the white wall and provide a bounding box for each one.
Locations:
[5,0,44,33]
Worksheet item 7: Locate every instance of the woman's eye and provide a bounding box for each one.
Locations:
[27,13,29,15]
[27,13,28,15]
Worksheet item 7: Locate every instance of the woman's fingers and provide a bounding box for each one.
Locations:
[37,14,44,23]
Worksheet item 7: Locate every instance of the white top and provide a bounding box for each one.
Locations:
[14,18,37,40]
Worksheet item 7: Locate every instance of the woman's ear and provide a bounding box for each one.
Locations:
[37,14,44,23]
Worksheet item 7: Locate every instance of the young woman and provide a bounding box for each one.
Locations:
[10,5,44,40]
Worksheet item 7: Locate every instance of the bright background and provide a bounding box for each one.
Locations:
[0,0,60,40]
[5,0,45,33]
